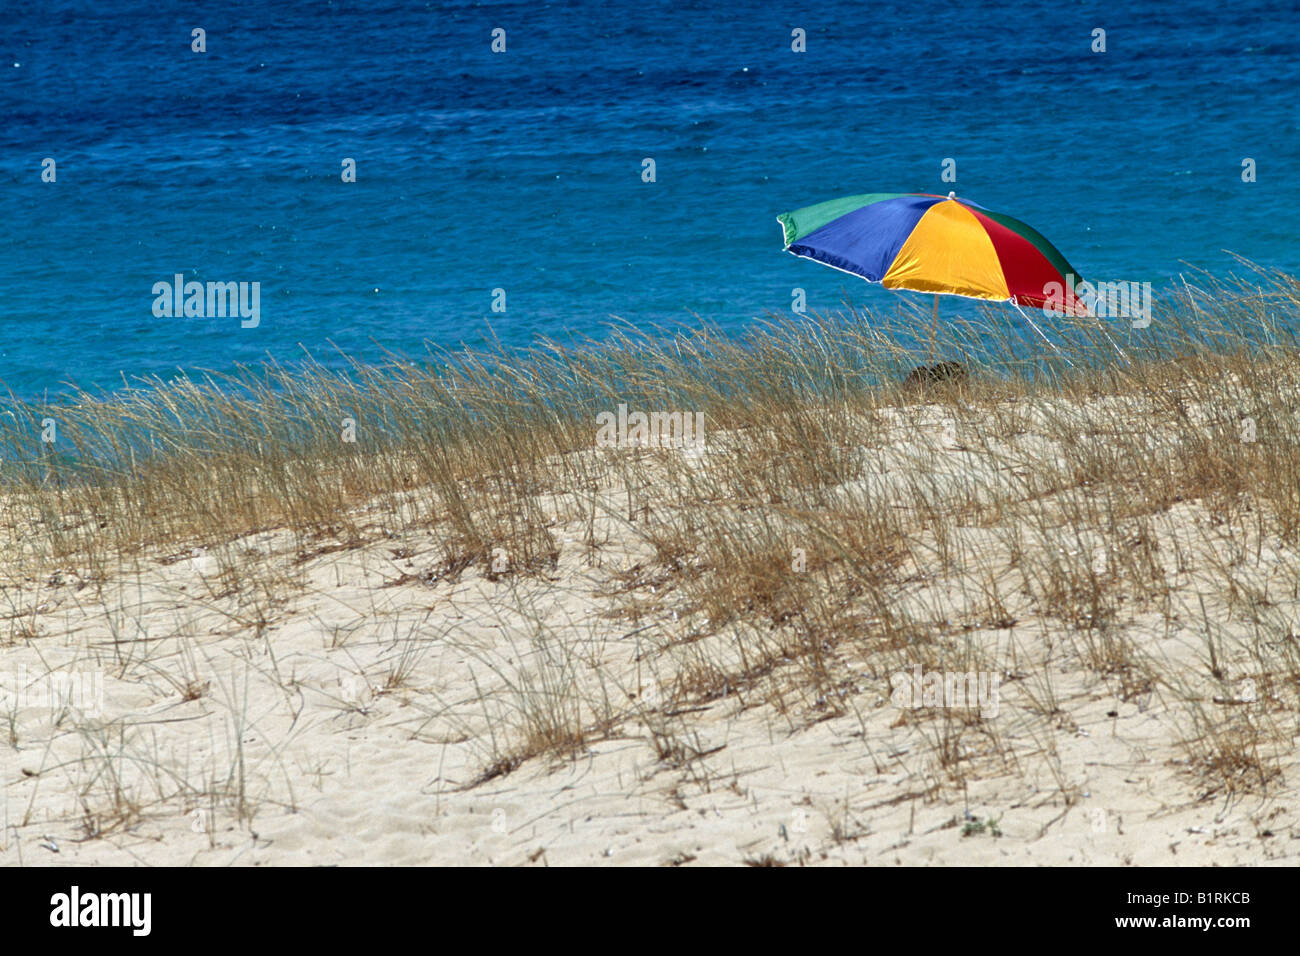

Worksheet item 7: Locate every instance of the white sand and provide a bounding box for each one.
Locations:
[2,403,1297,866]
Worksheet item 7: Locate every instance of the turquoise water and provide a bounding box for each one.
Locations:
[2,0,1298,399]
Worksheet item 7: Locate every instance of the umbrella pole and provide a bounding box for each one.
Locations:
[930,294,939,359]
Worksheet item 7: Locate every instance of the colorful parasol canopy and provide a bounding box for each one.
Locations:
[777,192,1089,316]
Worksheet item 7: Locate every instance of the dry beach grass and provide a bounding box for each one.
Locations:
[2,262,1299,864]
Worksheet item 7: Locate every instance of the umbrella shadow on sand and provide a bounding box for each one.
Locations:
[901,359,967,394]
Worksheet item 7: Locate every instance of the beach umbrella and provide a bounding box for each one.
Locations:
[777,191,1091,339]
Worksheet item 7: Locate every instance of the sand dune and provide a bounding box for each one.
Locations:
[3,386,1296,866]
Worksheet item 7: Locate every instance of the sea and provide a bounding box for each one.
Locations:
[3,0,1298,399]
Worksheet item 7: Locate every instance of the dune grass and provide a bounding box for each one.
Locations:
[2,260,1299,855]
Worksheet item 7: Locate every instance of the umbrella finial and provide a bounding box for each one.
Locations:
[947,191,957,200]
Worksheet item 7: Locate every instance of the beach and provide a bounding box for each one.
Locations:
[3,291,1298,866]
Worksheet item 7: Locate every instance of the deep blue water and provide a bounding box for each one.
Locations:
[3,0,1298,398]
